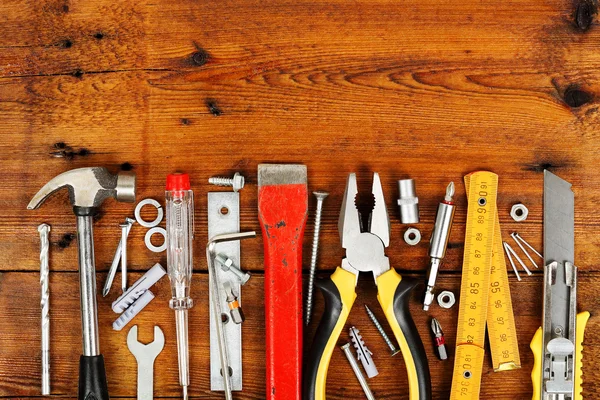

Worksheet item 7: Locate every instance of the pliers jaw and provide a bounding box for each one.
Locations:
[338,173,391,283]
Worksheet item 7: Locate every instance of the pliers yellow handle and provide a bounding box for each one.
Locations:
[303,267,431,400]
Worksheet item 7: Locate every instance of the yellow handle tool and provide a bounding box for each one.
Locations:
[531,312,589,400]
[303,268,431,400]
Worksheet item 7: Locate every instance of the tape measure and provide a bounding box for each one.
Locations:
[450,171,521,400]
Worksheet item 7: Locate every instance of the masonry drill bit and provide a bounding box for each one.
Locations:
[430,318,447,360]
[423,182,456,311]
[38,223,51,395]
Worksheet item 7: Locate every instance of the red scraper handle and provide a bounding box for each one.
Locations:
[258,182,308,400]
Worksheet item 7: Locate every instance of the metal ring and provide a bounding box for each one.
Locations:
[437,291,456,309]
[145,227,167,253]
[135,199,164,228]
[404,228,421,246]
[510,203,528,222]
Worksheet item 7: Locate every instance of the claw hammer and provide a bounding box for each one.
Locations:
[28,167,136,400]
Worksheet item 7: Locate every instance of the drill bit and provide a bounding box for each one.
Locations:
[430,318,448,360]
[38,223,51,395]
[423,182,456,311]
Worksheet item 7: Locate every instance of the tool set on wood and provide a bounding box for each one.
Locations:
[30,165,589,399]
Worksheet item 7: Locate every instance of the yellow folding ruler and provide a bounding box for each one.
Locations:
[450,171,521,399]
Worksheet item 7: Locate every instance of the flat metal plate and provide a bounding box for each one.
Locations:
[208,192,242,391]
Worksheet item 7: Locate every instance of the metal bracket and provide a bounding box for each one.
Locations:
[208,192,242,391]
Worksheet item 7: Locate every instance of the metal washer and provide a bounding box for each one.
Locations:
[404,227,421,246]
[135,198,164,228]
[145,227,167,253]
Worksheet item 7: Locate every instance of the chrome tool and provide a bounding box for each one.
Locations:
[127,325,165,400]
[165,173,194,400]
[397,178,419,224]
[530,170,590,400]
[38,223,51,395]
[423,182,456,311]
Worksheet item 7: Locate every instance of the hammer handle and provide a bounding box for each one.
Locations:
[79,355,109,400]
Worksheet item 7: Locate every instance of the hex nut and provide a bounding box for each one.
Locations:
[510,203,529,222]
[437,291,456,309]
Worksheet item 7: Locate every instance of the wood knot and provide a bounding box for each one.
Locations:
[180,118,191,125]
[575,0,597,31]
[192,50,210,66]
[50,143,92,159]
[120,162,134,171]
[72,69,84,79]
[59,39,73,49]
[93,32,104,40]
[564,86,593,108]
[57,233,75,249]
[205,99,222,116]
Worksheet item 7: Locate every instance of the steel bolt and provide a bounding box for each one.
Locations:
[215,253,251,285]
[208,172,245,192]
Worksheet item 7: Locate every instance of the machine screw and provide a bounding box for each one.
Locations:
[305,191,328,326]
[208,172,245,192]
[365,305,400,356]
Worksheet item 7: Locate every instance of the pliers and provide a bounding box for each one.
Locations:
[303,173,432,400]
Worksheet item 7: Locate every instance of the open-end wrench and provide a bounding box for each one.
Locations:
[127,325,165,400]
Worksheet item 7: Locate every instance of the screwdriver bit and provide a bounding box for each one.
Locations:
[431,318,448,360]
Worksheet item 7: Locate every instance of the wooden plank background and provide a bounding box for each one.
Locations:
[1,0,599,398]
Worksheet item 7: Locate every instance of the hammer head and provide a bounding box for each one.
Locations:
[28,167,136,215]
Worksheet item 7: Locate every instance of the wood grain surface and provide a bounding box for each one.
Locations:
[1,0,599,398]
